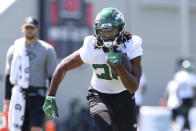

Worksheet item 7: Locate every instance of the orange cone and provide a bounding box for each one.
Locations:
[0,112,9,131]
[45,120,56,131]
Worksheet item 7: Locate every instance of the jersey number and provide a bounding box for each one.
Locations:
[92,64,118,80]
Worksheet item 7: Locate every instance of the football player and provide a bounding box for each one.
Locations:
[43,7,143,131]
[173,59,196,130]
[164,59,196,130]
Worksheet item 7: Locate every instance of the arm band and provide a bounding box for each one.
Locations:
[4,74,13,99]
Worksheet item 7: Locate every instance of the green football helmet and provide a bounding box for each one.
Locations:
[181,59,193,72]
[94,7,125,48]
[178,58,193,72]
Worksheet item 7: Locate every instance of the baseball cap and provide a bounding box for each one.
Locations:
[23,17,39,28]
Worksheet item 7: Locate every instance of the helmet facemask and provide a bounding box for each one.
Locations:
[95,25,125,48]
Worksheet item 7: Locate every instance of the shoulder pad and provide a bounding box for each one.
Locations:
[132,35,142,48]
[83,35,94,45]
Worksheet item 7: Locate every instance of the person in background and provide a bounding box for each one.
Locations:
[164,58,196,131]
[3,17,57,131]
[164,79,181,130]
[173,59,196,130]
[135,73,147,116]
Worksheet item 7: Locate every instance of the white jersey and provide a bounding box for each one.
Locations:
[174,71,196,99]
[79,35,143,94]
[135,73,147,106]
[166,80,181,109]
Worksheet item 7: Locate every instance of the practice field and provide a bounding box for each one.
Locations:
[139,106,196,131]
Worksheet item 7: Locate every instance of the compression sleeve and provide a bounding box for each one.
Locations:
[4,74,13,99]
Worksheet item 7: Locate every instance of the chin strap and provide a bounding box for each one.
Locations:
[103,37,118,48]
[95,36,119,48]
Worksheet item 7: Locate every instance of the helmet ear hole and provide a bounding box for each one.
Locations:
[116,25,125,45]
[116,34,122,44]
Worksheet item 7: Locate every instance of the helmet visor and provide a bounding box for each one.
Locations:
[96,27,119,41]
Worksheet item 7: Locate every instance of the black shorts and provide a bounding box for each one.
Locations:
[87,87,137,131]
[171,108,178,121]
[172,98,193,121]
[22,94,45,131]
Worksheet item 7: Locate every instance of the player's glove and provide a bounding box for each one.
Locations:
[106,48,122,67]
[42,96,59,118]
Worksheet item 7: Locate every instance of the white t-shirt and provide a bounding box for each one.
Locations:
[174,71,196,99]
[166,80,181,109]
[135,73,147,106]
[79,35,143,94]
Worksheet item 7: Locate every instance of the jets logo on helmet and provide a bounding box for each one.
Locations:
[178,58,194,72]
[182,59,193,72]
[94,7,126,48]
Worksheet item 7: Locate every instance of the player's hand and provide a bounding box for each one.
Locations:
[42,96,59,118]
[106,48,122,67]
